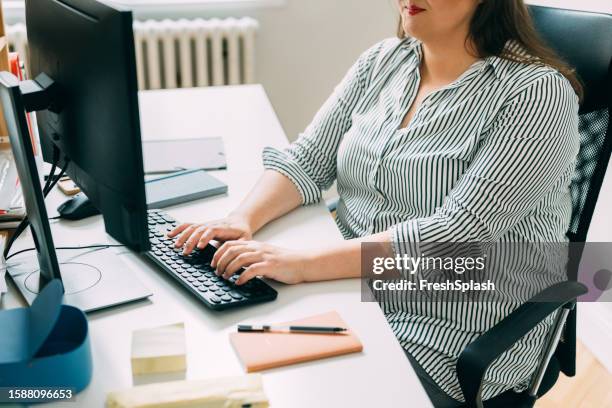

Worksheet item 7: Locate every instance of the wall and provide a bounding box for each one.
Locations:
[152,0,399,142]
[251,1,398,141]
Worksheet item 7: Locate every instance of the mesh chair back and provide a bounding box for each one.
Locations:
[529,6,612,243]
[569,105,611,240]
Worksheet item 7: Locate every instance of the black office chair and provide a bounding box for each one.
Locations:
[456,6,612,408]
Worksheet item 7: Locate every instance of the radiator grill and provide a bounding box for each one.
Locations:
[7,17,259,90]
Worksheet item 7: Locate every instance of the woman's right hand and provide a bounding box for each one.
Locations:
[167,213,253,255]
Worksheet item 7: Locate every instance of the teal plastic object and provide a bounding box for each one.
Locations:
[0,280,93,393]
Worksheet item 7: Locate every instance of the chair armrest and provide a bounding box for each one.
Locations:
[456,281,587,408]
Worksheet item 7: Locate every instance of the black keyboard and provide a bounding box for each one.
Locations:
[144,209,278,311]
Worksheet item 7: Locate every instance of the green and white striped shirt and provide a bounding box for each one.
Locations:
[263,37,579,401]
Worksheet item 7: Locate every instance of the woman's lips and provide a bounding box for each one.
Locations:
[407,5,425,16]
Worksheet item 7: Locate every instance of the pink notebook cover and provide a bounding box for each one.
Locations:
[230,311,363,372]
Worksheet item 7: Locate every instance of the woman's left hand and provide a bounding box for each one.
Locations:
[211,240,310,285]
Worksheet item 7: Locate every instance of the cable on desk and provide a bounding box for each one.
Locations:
[5,244,126,261]
[3,151,70,259]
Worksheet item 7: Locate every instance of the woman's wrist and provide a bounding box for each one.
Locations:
[299,242,363,283]
[299,248,324,283]
[228,209,262,235]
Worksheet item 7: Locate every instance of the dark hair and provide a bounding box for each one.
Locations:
[397,0,584,100]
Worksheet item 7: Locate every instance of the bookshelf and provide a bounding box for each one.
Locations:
[0,0,9,148]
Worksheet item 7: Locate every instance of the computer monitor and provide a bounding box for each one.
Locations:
[0,0,152,311]
[27,0,149,252]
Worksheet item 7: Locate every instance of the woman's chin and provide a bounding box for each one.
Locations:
[401,22,424,40]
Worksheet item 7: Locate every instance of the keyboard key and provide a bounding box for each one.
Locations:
[229,291,243,300]
[221,295,232,302]
[215,289,225,296]
[197,286,208,292]
[206,294,221,304]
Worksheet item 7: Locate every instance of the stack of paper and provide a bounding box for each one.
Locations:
[0,231,7,298]
[106,374,269,408]
[0,148,24,230]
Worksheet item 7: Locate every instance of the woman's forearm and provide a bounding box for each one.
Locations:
[303,231,393,282]
[231,170,303,233]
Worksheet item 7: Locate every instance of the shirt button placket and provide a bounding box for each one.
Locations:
[368,149,386,234]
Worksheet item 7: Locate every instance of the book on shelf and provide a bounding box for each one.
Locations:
[0,52,40,230]
[9,52,39,155]
[1,230,7,296]
[0,144,24,230]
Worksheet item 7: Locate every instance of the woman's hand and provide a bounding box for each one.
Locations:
[167,213,253,255]
[211,240,310,285]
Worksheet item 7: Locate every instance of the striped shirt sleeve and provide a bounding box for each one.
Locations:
[392,72,580,252]
[262,41,387,205]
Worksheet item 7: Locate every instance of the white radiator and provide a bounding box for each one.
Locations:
[6,17,259,90]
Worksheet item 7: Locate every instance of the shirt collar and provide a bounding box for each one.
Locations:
[484,40,529,80]
[399,37,526,81]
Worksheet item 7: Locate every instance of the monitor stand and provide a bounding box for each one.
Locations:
[0,71,152,312]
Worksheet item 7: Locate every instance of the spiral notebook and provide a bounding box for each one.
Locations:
[229,311,363,372]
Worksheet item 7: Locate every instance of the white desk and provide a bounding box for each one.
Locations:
[2,85,432,408]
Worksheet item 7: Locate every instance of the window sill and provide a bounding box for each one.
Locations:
[2,0,285,24]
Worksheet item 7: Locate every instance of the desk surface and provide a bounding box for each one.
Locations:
[2,85,431,408]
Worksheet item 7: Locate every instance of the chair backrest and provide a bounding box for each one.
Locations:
[529,6,612,243]
[529,5,612,378]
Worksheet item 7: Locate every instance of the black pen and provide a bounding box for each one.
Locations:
[237,324,348,334]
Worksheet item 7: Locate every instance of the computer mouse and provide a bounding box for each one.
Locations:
[57,193,101,220]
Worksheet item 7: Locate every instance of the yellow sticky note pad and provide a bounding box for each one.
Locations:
[131,323,186,375]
